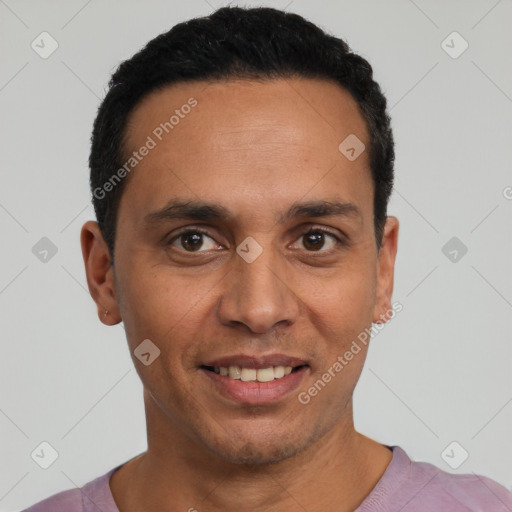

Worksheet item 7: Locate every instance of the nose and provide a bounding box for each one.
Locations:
[217,243,300,334]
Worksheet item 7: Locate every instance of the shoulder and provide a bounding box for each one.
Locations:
[390,446,512,511]
[21,464,122,512]
[22,488,83,512]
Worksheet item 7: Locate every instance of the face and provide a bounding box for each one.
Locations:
[81,78,398,466]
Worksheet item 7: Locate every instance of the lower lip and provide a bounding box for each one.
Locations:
[200,366,309,405]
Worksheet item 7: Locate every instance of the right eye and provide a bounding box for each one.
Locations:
[167,229,220,253]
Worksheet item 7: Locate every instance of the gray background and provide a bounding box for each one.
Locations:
[1,0,511,510]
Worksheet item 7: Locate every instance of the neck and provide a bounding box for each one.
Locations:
[110,395,392,512]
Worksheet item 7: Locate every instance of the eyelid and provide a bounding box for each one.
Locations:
[290,226,346,253]
[165,224,348,253]
[300,225,346,239]
[166,226,221,249]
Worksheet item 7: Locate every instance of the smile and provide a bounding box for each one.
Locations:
[202,365,303,382]
[200,364,309,404]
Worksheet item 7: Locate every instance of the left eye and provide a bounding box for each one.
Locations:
[293,229,340,252]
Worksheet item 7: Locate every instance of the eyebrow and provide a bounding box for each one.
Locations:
[144,199,362,225]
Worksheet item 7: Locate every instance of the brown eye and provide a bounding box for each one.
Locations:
[303,232,326,251]
[180,232,203,251]
[169,230,218,252]
[294,229,340,252]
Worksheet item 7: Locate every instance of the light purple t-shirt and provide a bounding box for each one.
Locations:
[22,445,512,511]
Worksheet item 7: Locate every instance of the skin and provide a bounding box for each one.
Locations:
[81,77,399,512]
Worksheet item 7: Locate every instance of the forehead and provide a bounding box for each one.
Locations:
[123,77,368,150]
[119,78,373,224]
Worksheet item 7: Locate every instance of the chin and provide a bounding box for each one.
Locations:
[200,421,316,467]
[212,438,303,466]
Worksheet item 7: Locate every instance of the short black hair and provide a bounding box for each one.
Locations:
[89,5,394,260]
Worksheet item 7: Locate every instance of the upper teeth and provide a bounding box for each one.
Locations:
[214,366,294,382]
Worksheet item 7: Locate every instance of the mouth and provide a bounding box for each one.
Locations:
[199,356,310,404]
[200,364,308,383]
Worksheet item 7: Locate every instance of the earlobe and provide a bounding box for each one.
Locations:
[80,221,121,325]
[372,216,399,324]
[102,308,118,326]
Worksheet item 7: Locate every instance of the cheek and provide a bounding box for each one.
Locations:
[299,257,377,345]
[116,268,210,403]
[297,270,375,411]
[115,256,214,353]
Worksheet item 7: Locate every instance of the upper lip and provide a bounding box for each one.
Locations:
[201,353,309,370]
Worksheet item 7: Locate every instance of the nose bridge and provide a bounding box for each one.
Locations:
[218,236,299,333]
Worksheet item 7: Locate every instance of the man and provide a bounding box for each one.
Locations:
[24,6,512,512]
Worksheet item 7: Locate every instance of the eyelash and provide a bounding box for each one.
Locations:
[166,226,346,254]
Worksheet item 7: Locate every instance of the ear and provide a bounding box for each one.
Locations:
[80,220,121,325]
[372,216,399,324]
